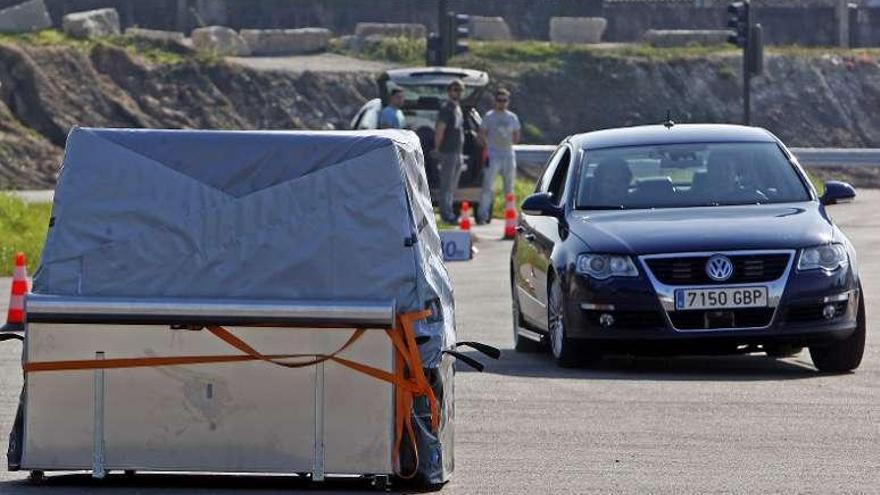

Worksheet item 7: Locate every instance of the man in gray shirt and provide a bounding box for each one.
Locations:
[433,79,465,224]
[477,88,521,224]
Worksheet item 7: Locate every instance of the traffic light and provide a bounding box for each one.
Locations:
[445,12,470,57]
[726,1,750,48]
[748,24,764,76]
[426,33,445,66]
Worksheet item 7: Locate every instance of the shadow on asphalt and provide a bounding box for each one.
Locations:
[456,348,822,381]
[0,472,436,494]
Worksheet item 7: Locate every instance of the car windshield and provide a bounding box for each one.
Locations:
[575,142,811,210]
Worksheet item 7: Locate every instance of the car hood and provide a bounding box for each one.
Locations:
[568,202,833,254]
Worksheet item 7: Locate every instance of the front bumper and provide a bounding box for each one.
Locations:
[563,253,860,348]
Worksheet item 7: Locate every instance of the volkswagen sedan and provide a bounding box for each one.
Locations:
[510,124,865,372]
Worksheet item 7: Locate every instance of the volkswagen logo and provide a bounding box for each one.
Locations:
[706,255,734,282]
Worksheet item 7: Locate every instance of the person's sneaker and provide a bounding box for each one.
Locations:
[475,217,489,225]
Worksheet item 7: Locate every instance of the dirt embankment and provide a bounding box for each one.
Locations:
[475,51,880,149]
[4,41,880,189]
[0,42,376,188]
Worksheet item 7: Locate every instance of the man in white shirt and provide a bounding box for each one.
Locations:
[477,88,521,224]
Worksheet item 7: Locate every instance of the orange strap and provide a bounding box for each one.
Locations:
[21,310,441,479]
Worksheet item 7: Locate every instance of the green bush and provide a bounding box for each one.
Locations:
[0,195,50,276]
[332,36,426,65]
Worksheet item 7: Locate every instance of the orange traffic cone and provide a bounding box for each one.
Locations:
[459,201,472,231]
[2,252,28,333]
[503,193,517,239]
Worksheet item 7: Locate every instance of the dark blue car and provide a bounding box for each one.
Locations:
[511,124,865,372]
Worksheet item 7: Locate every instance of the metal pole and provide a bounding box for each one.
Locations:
[743,56,750,125]
[438,0,449,65]
[743,2,751,125]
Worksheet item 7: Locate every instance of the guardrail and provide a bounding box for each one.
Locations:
[513,145,880,173]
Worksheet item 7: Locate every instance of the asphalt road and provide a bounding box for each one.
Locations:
[0,192,878,494]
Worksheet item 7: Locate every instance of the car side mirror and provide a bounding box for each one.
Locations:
[521,192,563,218]
[821,181,856,205]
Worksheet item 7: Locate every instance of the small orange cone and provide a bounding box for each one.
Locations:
[459,201,472,232]
[503,193,517,239]
[2,252,28,333]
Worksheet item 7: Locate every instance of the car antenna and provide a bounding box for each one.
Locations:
[663,110,675,129]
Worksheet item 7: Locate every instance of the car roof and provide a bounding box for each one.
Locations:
[385,66,489,87]
[569,124,778,150]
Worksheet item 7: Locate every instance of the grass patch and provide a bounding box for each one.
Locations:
[0,29,186,65]
[491,176,537,219]
[459,40,740,65]
[0,29,94,50]
[0,194,50,276]
[330,36,425,65]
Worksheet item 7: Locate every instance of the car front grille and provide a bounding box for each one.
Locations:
[645,253,791,286]
[668,308,775,330]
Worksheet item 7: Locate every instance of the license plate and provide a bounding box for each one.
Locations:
[675,287,768,310]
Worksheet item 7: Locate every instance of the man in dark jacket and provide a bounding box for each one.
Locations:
[433,79,465,224]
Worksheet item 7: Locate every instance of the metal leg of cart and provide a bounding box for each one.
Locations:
[92,352,106,480]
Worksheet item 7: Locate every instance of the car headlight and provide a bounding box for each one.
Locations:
[576,254,638,279]
[798,244,848,272]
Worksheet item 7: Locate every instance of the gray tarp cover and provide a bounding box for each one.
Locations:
[25,127,455,482]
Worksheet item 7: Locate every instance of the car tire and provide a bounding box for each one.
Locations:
[511,267,542,353]
[809,286,866,373]
[548,274,598,368]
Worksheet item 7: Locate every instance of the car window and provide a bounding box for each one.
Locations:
[547,148,571,205]
[536,147,565,193]
[575,142,811,210]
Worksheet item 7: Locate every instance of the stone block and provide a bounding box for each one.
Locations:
[191,25,250,56]
[468,16,512,41]
[644,29,730,47]
[549,17,607,44]
[0,0,51,34]
[240,28,331,56]
[62,8,121,39]
[354,22,425,39]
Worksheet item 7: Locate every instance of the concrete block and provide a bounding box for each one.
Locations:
[125,27,185,43]
[240,28,331,56]
[191,25,250,56]
[354,22,425,39]
[468,16,512,41]
[0,0,51,34]
[62,8,121,39]
[549,17,607,44]
[644,29,730,47]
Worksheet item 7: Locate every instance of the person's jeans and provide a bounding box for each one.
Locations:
[478,152,516,222]
[439,152,463,223]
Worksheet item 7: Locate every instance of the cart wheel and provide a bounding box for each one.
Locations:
[372,474,390,492]
[28,470,45,484]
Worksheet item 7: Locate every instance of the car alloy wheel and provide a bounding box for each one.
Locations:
[548,276,581,367]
